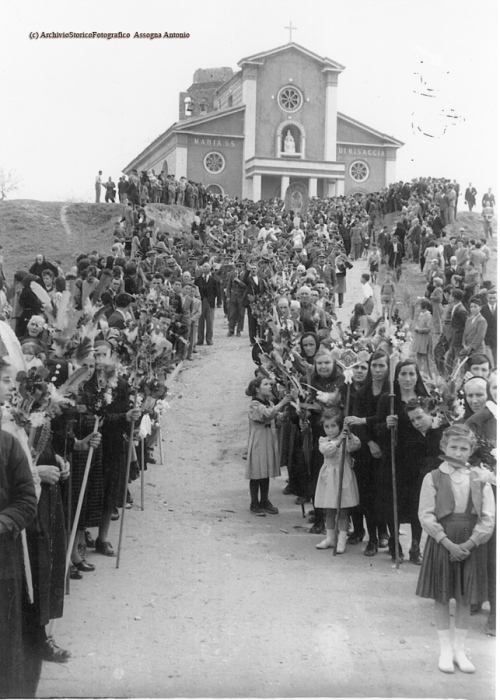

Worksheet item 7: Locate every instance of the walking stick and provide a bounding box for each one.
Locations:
[389,353,400,569]
[64,416,100,580]
[116,389,138,568]
[158,426,164,465]
[140,438,145,511]
[332,382,351,556]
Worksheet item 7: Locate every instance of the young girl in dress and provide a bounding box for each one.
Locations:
[245,377,291,516]
[314,408,361,553]
[416,424,495,674]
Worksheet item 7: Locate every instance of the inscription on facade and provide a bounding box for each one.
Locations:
[338,147,385,157]
[193,138,235,147]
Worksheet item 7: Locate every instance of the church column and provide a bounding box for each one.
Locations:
[281,175,290,200]
[385,148,397,186]
[241,63,259,202]
[252,174,262,202]
[336,179,345,196]
[327,180,336,197]
[308,178,317,198]
[324,71,339,161]
[242,64,258,164]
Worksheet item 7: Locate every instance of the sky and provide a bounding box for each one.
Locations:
[0,0,497,205]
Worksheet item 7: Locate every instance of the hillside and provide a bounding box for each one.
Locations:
[0,200,195,279]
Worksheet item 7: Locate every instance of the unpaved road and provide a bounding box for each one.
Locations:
[38,256,495,699]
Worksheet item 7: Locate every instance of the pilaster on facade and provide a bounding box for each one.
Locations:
[324,69,339,162]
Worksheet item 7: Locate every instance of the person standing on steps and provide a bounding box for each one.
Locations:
[195,262,217,346]
[244,377,292,516]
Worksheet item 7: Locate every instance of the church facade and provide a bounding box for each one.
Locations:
[123,42,404,201]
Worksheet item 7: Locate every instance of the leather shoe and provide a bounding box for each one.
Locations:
[69,565,82,580]
[110,508,120,521]
[40,637,71,663]
[282,484,295,495]
[73,559,95,572]
[378,535,389,548]
[347,530,365,545]
[363,541,378,557]
[260,500,279,515]
[308,524,325,535]
[95,538,116,557]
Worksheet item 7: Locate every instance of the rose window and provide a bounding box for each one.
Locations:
[349,160,370,183]
[278,86,303,113]
[204,152,225,174]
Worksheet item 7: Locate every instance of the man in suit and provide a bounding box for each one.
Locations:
[464,184,477,211]
[195,262,218,345]
[444,255,462,285]
[388,233,403,280]
[460,296,488,358]
[482,287,497,364]
[226,263,246,337]
[316,252,336,293]
[444,289,468,373]
[243,261,267,345]
[107,293,133,329]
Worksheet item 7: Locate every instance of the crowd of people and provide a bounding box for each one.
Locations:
[95,169,209,208]
[0,174,496,695]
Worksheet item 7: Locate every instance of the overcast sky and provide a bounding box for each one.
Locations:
[0,0,497,205]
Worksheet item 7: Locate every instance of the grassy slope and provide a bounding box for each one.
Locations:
[0,200,194,280]
[384,211,497,322]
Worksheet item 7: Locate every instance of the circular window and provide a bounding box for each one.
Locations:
[349,160,370,183]
[204,152,225,174]
[278,86,303,113]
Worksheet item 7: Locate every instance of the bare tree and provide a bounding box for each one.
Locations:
[0,167,23,200]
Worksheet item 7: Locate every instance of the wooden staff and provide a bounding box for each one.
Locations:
[140,438,145,511]
[332,382,351,556]
[64,415,100,580]
[158,426,164,465]
[389,353,400,569]
[116,389,138,568]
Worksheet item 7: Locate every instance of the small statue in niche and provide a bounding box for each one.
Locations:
[284,130,296,153]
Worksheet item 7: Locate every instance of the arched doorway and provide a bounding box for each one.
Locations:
[206,184,224,196]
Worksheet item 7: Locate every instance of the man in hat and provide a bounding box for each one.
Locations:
[316,252,336,293]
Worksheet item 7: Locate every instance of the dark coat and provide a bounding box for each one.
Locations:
[482,303,497,355]
[195,274,218,308]
[0,430,41,698]
[449,302,468,348]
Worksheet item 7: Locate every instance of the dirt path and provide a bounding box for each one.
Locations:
[38,260,495,699]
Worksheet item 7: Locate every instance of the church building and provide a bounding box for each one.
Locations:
[123,41,404,201]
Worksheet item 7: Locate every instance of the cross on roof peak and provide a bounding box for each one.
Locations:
[284,21,297,43]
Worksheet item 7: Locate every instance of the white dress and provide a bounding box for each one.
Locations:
[314,435,360,509]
